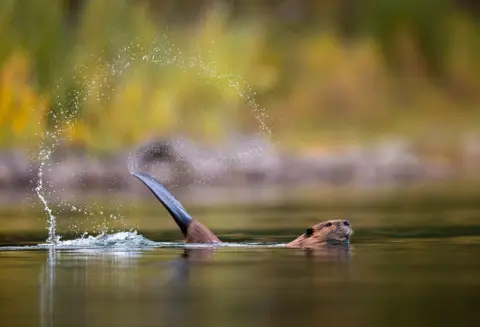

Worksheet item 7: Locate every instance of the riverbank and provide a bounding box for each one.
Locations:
[1,135,479,205]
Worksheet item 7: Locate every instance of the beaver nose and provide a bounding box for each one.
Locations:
[343,220,350,226]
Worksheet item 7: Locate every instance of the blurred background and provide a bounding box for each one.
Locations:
[0,0,479,239]
[2,3,479,326]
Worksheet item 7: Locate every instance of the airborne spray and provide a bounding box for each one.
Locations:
[34,37,272,247]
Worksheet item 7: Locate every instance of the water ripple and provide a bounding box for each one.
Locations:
[0,231,282,251]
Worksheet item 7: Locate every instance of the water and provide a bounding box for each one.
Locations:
[1,196,480,327]
[0,231,479,327]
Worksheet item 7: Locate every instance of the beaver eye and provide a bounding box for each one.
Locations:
[305,228,314,237]
[343,220,350,226]
[325,222,332,227]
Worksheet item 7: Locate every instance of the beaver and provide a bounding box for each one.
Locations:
[132,171,352,248]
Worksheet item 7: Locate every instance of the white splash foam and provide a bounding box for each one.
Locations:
[40,231,157,248]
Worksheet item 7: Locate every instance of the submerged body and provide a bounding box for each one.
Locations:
[132,172,352,248]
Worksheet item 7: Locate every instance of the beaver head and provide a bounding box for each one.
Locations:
[286,219,353,248]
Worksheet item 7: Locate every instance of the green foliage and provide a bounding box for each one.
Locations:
[0,0,479,154]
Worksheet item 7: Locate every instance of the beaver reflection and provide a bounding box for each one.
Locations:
[132,171,353,248]
[181,246,351,263]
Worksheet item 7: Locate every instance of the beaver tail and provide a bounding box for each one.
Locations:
[132,172,192,236]
[132,171,220,243]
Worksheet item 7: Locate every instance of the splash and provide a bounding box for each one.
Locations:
[0,231,281,251]
[34,35,272,245]
[33,92,130,244]
[35,143,58,244]
[34,111,69,245]
[52,231,157,248]
[126,42,274,187]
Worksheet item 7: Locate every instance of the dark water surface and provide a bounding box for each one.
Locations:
[1,234,479,327]
[1,188,480,327]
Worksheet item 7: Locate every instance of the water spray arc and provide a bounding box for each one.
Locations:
[34,38,272,245]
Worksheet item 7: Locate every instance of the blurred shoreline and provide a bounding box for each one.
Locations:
[1,135,479,205]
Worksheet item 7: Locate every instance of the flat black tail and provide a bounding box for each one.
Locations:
[132,171,192,236]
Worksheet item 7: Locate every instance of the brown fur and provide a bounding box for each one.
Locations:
[286,219,352,248]
[185,219,220,243]
[132,171,352,248]
[184,218,352,248]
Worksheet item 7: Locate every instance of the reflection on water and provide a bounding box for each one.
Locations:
[40,249,55,327]
[1,239,478,327]
[34,245,352,327]
[2,188,479,327]
[38,247,148,327]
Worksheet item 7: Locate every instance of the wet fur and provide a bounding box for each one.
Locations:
[286,220,352,248]
[132,172,352,248]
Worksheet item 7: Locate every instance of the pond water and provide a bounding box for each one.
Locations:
[1,197,479,327]
[1,234,479,327]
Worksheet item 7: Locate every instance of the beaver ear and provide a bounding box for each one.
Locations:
[305,228,314,237]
